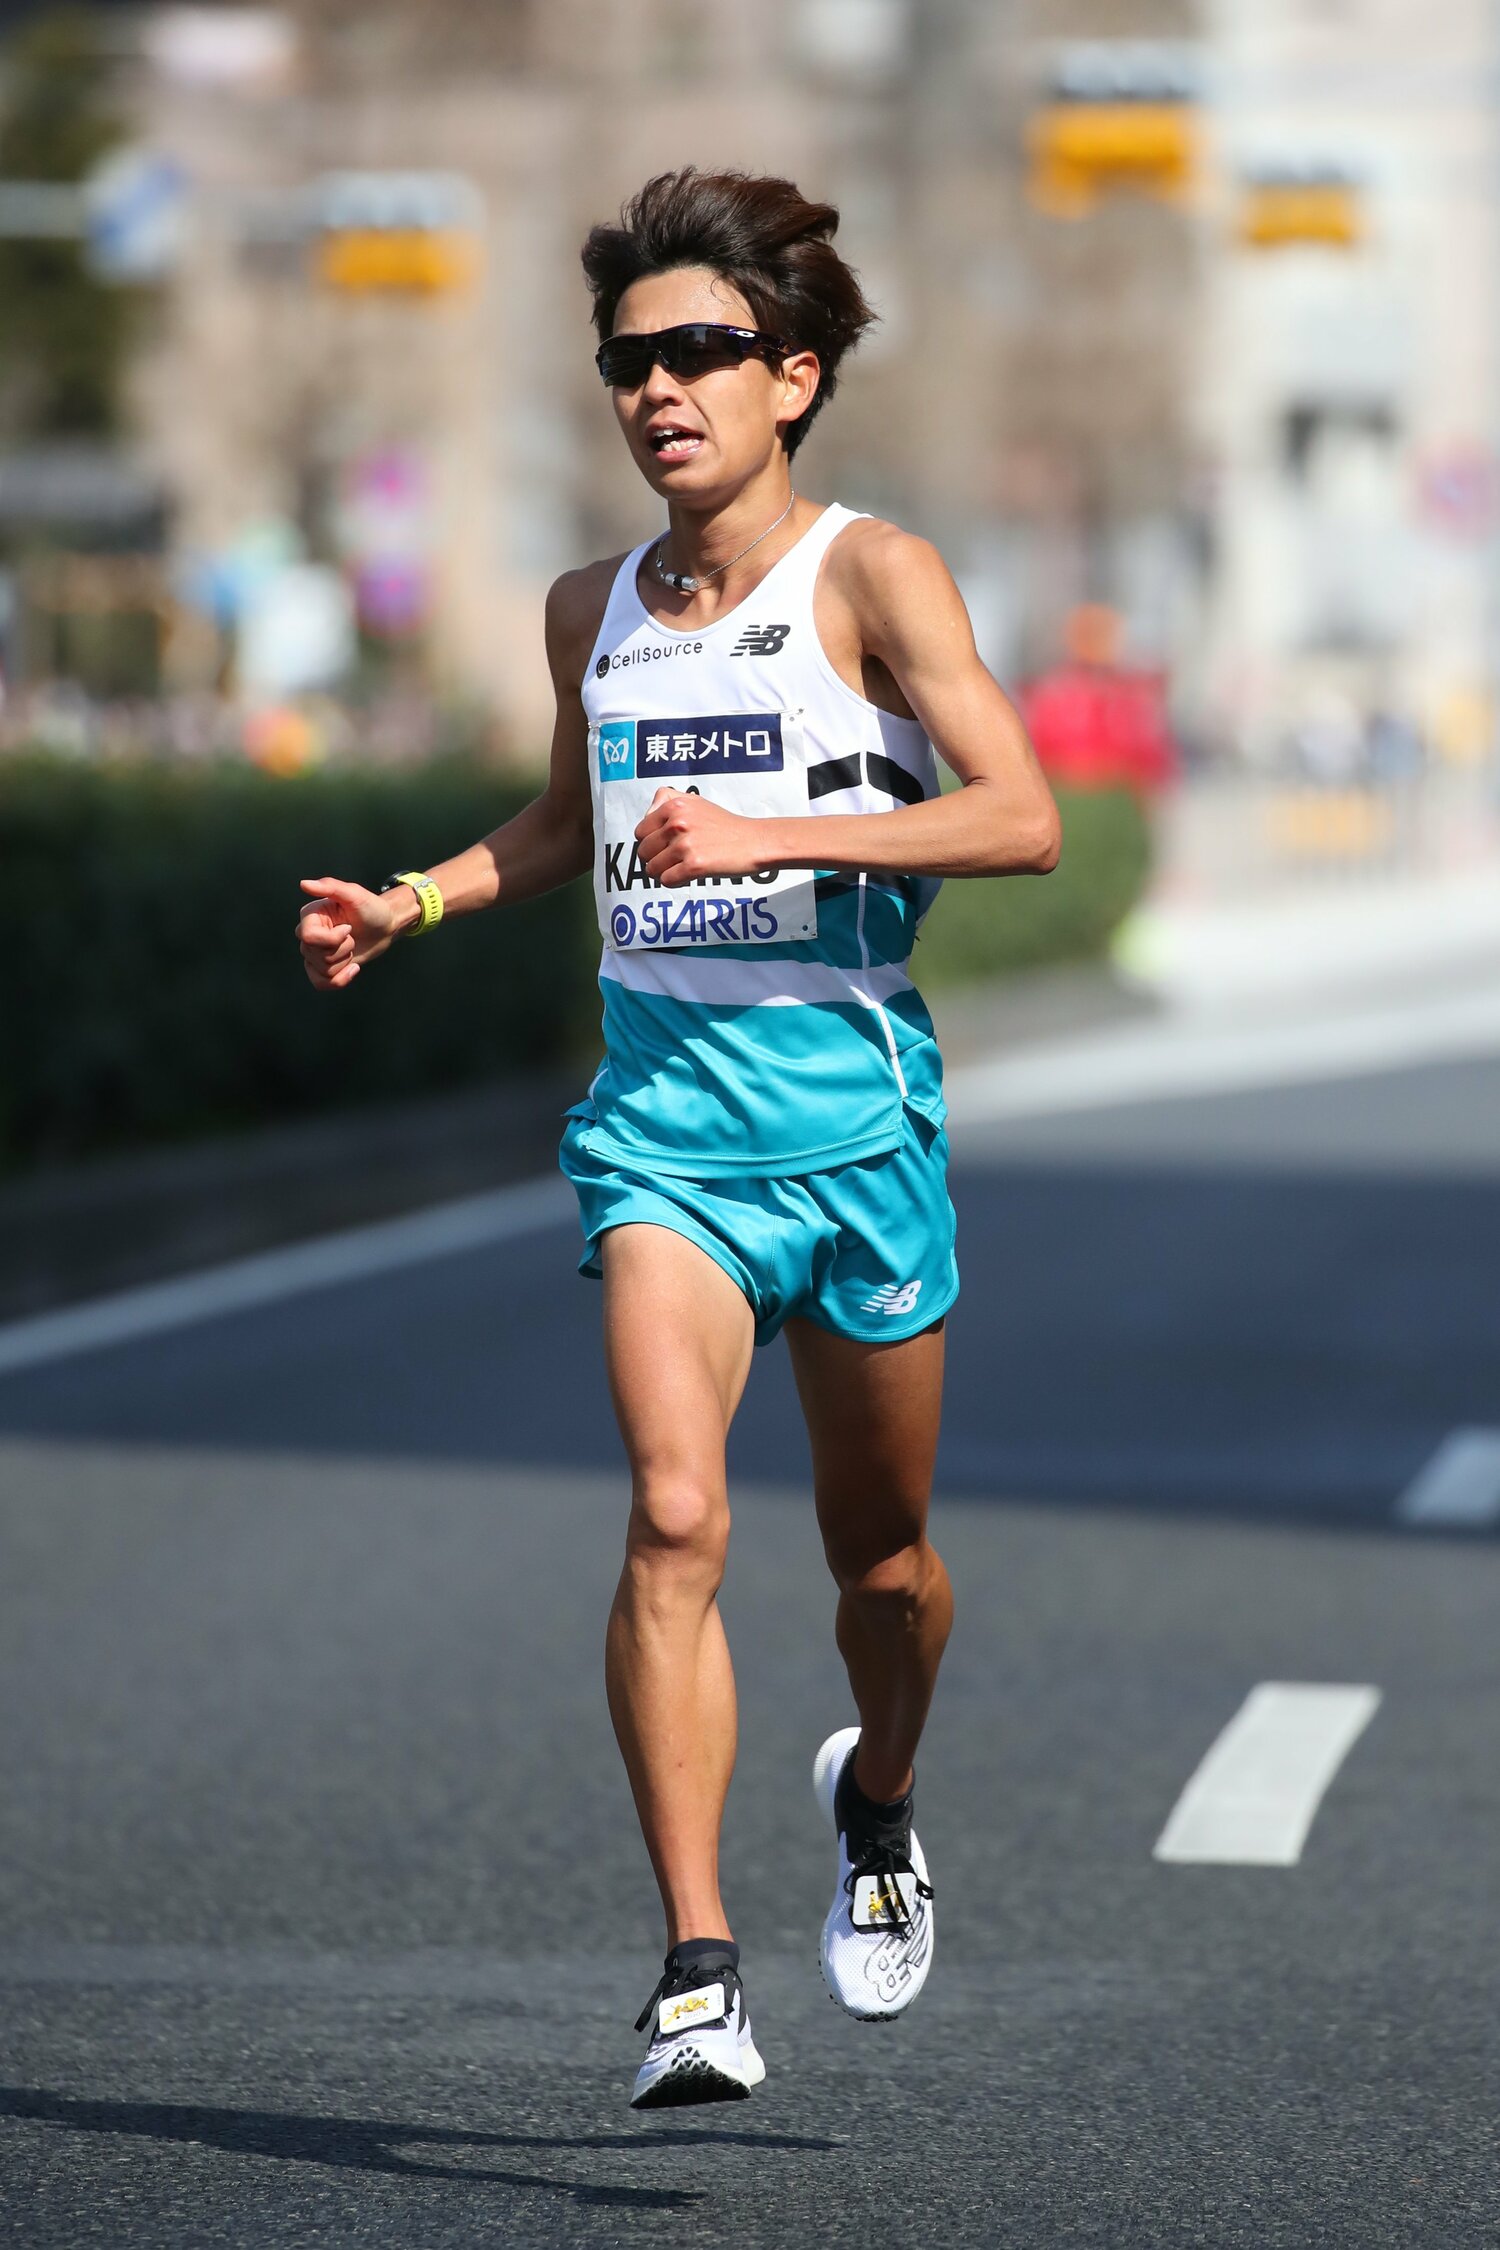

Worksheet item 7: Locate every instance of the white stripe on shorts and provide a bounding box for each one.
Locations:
[599,950,913,1012]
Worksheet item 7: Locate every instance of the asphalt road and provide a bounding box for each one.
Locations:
[1,1058,1498,2246]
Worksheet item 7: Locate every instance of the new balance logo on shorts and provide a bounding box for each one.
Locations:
[730,623,790,657]
[860,1280,923,1317]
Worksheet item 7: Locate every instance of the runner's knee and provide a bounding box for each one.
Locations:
[825,1532,930,1615]
[625,1480,730,1585]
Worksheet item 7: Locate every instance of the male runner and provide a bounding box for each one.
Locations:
[297,168,1059,2108]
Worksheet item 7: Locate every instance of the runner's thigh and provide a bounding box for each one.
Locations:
[785,1318,945,1563]
[602,1222,757,1488]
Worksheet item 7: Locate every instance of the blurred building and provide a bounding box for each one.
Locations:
[97,0,1203,751]
[1195,0,1500,770]
[14,0,1490,776]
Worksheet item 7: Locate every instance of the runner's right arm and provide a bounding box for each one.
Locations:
[297,563,610,992]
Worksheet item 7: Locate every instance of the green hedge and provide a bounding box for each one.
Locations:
[4,755,1150,1170]
[4,752,598,1169]
[915,784,1152,985]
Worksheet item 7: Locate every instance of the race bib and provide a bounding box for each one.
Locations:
[591,711,819,951]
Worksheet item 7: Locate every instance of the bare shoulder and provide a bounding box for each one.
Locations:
[823,514,965,655]
[824,515,957,622]
[544,553,628,687]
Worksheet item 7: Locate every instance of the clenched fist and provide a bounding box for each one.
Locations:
[634,787,771,888]
[295,876,406,991]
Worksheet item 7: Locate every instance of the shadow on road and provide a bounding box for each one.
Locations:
[0,2085,836,2209]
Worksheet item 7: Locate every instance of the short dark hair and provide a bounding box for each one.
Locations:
[581,168,877,457]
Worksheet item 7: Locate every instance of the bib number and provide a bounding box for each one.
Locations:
[591,711,818,951]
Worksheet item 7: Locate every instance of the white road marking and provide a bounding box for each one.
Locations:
[946,984,1500,1125]
[1395,1428,1500,1528]
[1153,1682,1381,1867]
[0,1173,573,1377]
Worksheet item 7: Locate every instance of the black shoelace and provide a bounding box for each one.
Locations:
[634,1954,737,2036]
[843,1826,934,1936]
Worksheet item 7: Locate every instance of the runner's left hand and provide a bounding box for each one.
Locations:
[635,788,769,885]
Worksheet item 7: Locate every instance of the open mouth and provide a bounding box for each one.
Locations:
[647,425,703,459]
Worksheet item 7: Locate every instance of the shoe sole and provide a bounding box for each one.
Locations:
[631,2058,753,2109]
[631,2030,765,2110]
[825,1989,905,2021]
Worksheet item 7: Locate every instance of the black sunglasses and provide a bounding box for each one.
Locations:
[595,321,789,389]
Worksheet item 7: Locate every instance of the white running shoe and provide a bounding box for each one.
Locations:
[630,1951,766,2109]
[813,1726,934,2021]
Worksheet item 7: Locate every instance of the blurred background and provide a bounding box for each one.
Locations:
[3,0,1500,1216]
[4,8,1500,2238]
[7,0,1500,774]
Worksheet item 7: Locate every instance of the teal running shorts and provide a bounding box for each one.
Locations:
[559,1108,958,1347]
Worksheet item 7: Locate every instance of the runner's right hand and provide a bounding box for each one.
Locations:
[296,875,403,991]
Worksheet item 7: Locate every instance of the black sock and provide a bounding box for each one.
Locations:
[669,1937,739,1973]
[838,1762,914,1833]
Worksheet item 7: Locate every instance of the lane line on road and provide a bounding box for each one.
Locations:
[0,1173,573,1376]
[1395,1427,1500,1528]
[1153,1682,1381,1867]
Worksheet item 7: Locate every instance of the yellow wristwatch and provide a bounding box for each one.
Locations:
[381,870,444,937]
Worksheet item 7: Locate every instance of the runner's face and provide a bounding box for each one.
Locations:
[607,268,813,498]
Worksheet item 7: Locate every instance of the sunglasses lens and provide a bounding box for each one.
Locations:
[665,326,748,377]
[599,326,760,386]
[598,339,652,387]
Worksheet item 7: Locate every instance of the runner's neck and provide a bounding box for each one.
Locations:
[657,483,804,602]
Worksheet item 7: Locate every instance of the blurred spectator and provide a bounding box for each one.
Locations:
[1017,605,1179,795]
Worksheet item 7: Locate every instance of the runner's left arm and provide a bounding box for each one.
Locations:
[634,526,1060,887]
[297,564,603,990]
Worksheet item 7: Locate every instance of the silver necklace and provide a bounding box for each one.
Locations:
[652,493,796,595]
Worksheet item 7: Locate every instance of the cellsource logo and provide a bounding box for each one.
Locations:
[597,641,705,674]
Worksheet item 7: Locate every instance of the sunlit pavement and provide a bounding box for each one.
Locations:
[2,1013,1499,2245]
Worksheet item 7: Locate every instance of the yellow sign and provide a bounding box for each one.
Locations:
[1263,790,1392,859]
[316,227,480,295]
[1028,102,1196,217]
[1240,180,1363,250]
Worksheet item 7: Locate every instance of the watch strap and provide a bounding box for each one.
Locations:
[382,870,444,936]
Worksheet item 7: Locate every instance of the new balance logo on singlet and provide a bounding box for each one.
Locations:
[730,623,790,657]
